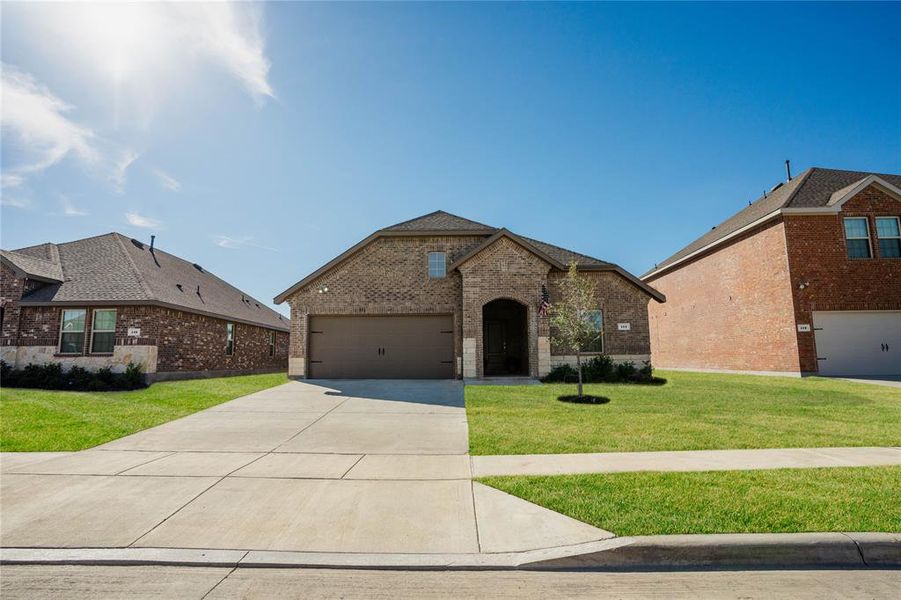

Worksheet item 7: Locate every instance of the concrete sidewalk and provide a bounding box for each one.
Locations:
[472,446,901,477]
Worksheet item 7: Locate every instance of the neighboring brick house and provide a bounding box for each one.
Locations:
[1,233,289,380]
[643,167,901,377]
[274,211,664,379]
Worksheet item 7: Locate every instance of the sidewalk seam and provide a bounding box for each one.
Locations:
[200,551,248,599]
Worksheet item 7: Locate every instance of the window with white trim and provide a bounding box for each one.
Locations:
[580,309,604,353]
[59,309,87,354]
[843,217,872,259]
[226,323,235,356]
[268,330,275,356]
[875,217,901,258]
[428,252,446,279]
[90,309,117,353]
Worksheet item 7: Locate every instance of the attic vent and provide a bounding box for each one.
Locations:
[176,284,184,292]
[769,182,784,193]
[130,239,145,249]
[193,263,204,272]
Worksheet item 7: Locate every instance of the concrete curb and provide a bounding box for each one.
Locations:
[2,533,899,570]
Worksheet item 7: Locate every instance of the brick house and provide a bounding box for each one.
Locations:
[1,233,289,380]
[643,167,901,377]
[274,211,664,379]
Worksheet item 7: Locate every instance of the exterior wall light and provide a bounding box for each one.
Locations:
[318,284,329,294]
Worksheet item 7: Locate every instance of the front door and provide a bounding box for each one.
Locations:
[482,299,528,376]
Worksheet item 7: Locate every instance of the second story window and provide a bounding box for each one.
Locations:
[226,323,235,356]
[59,309,86,354]
[876,217,901,258]
[428,251,446,279]
[90,309,117,353]
[843,217,872,259]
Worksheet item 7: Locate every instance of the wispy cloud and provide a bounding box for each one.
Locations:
[58,196,88,217]
[0,195,31,209]
[1,63,97,177]
[153,168,181,192]
[215,235,278,252]
[111,150,140,193]
[125,212,161,229]
[177,3,275,105]
[0,63,138,193]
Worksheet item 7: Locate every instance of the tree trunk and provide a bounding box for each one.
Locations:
[576,351,583,398]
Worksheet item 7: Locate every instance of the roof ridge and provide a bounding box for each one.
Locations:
[777,167,816,209]
[113,233,154,300]
[1,248,58,265]
[380,210,496,232]
[380,210,445,231]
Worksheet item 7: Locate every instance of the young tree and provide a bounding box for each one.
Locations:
[549,261,599,398]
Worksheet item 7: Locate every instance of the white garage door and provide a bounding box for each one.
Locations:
[813,311,901,377]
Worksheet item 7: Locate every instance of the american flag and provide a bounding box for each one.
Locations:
[538,285,550,317]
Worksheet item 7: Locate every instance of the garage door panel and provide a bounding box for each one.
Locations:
[813,311,901,377]
[309,316,454,379]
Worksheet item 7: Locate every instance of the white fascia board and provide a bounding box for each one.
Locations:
[827,175,901,207]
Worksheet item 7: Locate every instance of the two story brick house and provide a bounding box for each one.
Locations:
[1,233,290,380]
[643,167,901,377]
[274,211,664,380]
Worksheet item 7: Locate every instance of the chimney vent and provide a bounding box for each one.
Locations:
[150,235,156,252]
[785,159,792,182]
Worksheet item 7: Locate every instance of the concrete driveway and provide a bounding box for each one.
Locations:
[1,380,609,556]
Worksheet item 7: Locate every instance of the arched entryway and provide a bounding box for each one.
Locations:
[482,299,529,376]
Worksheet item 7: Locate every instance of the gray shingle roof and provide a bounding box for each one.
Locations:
[381,210,496,232]
[518,235,612,268]
[644,167,901,279]
[0,249,64,283]
[9,233,289,331]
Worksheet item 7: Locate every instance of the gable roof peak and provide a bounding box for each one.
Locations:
[380,210,496,233]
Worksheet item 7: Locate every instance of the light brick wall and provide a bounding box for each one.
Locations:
[283,233,656,379]
[285,235,487,376]
[647,220,801,373]
[784,186,901,372]
[546,270,653,358]
[458,237,552,378]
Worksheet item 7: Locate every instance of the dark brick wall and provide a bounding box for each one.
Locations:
[155,307,288,373]
[646,219,801,373]
[2,299,287,374]
[1,263,24,346]
[785,186,901,372]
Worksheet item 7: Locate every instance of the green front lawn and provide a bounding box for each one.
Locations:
[481,466,901,535]
[466,371,901,455]
[0,373,289,451]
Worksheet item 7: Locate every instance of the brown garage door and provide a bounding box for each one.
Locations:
[308,315,454,379]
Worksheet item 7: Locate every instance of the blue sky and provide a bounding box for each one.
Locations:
[2,2,899,316]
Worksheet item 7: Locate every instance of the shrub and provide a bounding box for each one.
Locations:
[1,361,147,391]
[122,362,146,390]
[540,356,666,385]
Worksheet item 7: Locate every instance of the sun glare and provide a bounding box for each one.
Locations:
[60,3,168,82]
